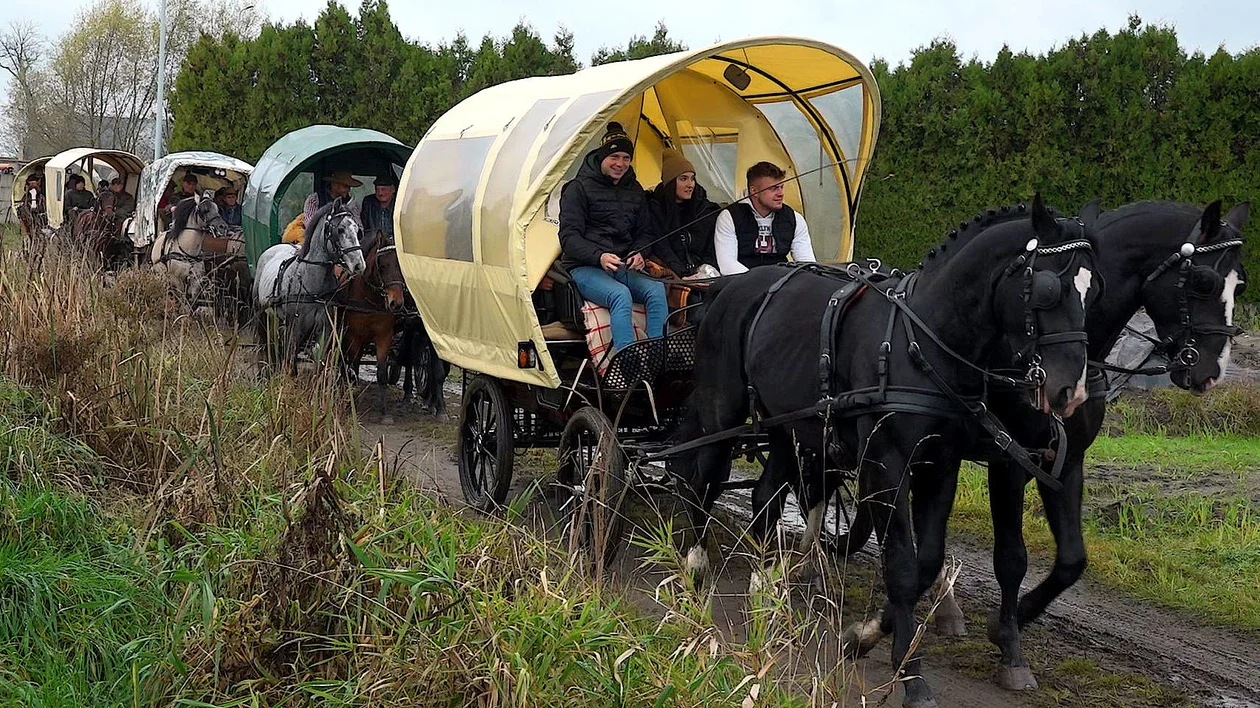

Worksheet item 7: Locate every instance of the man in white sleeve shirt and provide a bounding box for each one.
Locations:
[713,161,815,275]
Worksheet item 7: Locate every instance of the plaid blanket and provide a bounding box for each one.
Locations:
[581,301,648,374]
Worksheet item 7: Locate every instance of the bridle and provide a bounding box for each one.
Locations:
[296,207,364,269]
[1000,220,1096,400]
[361,233,406,301]
[1137,224,1245,370]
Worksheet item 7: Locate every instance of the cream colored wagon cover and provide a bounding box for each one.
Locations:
[45,148,147,228]
[397,37,881,388]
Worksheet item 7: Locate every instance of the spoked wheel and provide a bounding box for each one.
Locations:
[458,376,514,511]
[828,474,874,557]
[556,406,628,570]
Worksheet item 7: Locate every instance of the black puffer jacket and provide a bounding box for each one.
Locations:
[647,181,722,276]
[558,150,655,269]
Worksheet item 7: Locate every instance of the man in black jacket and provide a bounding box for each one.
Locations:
[558,122,667,354]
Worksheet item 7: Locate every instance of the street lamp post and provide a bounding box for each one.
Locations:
[154,0,166,160]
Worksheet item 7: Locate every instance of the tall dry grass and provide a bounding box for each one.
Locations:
[0,243,964,707]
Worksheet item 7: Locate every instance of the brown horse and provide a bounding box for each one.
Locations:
[73,192,130,269]
[337,229,406,421]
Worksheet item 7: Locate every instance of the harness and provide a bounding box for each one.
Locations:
[269,209,366,307]
[662,233,1094,490]
[1086,225,1245,396]
[328,242,407,314]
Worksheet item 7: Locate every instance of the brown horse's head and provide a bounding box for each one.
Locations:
[362,230,406,310]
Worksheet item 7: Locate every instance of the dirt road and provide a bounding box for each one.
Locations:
[356,381,1260,708]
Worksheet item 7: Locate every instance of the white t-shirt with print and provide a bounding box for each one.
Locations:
[714,198,816,275]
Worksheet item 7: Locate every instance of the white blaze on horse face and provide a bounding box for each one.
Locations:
[1064,266,1093,413]
[1217,269,1241,382]
[685,544,709,578]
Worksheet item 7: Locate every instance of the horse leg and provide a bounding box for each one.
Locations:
[891,451,955,708]
[400,325,416,404]
[842,437,938,707]
[986,458,1038,690]
[748,430,795,594]
[1017,456,1087,627]
[931,562,968,637]
[673,402,741,588]
[375,318,395,424]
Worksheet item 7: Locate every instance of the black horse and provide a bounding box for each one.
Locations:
[835,199,1250,694]
[673,196,1100,708]
[972,199,1248,691]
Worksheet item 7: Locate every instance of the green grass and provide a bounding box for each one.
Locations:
[1105,383,1260,437]
[1,223,17,251]
[951,461,1260,629]
[1089,433,1260,477]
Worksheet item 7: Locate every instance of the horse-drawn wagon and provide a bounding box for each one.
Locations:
[242,124,412,269]
[395,37,886,562]
[11,155,52,242]
[141,151,253,317]
[43,147,146,268]
[244,125,446,410]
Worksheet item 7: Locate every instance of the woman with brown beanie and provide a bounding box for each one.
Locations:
[647,148,722,278]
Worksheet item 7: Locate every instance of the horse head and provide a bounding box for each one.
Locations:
[1139,200,1249,393]
[193,190,229,237]
[987,194,1100,417]
[363,229,406,310]
[325,197,367,276]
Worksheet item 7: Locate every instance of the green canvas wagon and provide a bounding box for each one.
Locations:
[242,124,413,269]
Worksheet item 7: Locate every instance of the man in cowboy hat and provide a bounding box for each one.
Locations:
[360,171,398,239]
[304,169,363,230]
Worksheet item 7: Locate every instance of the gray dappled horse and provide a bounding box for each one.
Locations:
[253,197,366,374]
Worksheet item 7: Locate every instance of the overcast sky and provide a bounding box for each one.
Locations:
[3,0,1257,94]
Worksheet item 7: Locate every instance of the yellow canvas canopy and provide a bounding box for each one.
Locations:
[45,148,146,228]
[396,37,881,388]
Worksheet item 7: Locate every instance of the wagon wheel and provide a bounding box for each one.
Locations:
[828,474,874,557]
[556,406,628,570]
[457,376,514,511]
[386,331,405,386]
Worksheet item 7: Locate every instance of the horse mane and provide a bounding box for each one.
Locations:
[169,197,197,234]
[917,202,1062,273]
[299,200,340,258]
[1096,200,1200,230]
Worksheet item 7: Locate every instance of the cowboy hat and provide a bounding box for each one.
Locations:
[324,170,363,188]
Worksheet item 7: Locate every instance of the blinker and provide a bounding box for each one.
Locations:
[1029,270,1062,310]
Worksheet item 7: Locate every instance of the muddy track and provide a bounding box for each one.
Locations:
[357,383,1260,707]
[942,542,1260,707]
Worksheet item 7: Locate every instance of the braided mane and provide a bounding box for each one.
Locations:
[918,203,1061,273]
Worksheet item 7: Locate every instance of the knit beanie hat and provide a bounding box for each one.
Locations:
[597,122,634,161]
[660,148,696,185]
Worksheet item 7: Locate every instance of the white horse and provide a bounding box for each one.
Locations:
[253,197,366,374]
[151,190,232,307]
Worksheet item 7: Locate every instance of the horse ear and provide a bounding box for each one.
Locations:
[1078,198,1101,230]
[1225,201,1250,234]
[1199,200,1223,241]
[1031,192,1057,241]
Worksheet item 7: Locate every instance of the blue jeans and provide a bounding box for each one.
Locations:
[570,266,668,351]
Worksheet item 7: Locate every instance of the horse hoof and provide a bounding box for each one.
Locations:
[840,618,883,660]
[935,613,968,637]
[996,665,1039,691]
[381,415,395,425]
[904,699,939,708]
